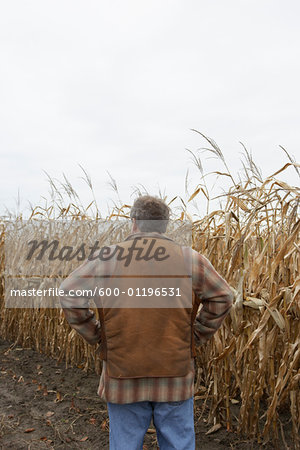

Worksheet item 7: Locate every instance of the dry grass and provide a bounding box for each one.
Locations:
[0,135,299,447]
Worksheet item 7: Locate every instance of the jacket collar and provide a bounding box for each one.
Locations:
[124,231,174,242]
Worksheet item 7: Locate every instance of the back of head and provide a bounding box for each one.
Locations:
[130,195,170,233]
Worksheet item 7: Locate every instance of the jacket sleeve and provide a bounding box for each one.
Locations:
[191,250,234,344]
[58,258,102,346]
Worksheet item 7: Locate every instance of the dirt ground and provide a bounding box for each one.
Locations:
[0,338,293,449]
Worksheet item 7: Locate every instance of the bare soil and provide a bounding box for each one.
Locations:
[0,338,293,449]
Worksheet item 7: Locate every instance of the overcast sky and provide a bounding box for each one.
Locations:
[0,0,299,218]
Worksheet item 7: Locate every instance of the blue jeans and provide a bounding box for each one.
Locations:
[107,398,195,450]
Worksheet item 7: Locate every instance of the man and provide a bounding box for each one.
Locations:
[59,195,233,450]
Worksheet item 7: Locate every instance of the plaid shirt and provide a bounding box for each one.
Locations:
[59,232,233,404]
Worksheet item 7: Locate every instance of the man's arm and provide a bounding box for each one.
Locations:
[58,258,102,346]
[191,250,234,344]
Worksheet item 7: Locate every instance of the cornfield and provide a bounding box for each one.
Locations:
[0,136,299,448]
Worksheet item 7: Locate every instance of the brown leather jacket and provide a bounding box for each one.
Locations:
[97,233,200,379]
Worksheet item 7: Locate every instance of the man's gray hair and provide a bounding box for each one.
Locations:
[130,195,170,233]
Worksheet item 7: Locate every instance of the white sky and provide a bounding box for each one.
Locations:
[0,0,299,218]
